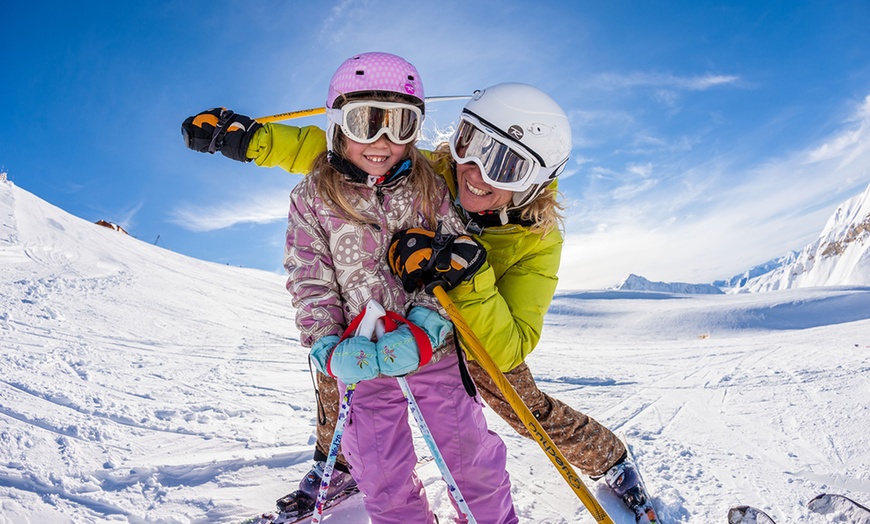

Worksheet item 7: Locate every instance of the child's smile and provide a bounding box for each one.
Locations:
[345,135,406,179]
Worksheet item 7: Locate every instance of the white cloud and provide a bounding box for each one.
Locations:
[590,72,741,91]
[559,93,870,290]
[804,96,870,167]
[170,190,290,232]
[116,201,143,231]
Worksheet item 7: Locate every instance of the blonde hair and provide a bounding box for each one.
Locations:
[432,146,564,235]
[311,106,441,226]
[518,184,564,235]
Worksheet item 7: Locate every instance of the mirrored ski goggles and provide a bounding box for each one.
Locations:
[449,113,552,191]
[327,101,423,145]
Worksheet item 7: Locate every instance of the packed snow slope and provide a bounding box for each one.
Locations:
[2,178,869,523]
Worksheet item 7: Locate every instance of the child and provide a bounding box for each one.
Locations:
[280,53,515,524]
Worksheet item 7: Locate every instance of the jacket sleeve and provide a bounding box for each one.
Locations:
[246,123,327,174]
[284,180,345,347]
[446,231,562,372]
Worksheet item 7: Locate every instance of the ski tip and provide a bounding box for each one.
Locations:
[808,493,832,511]
[807,492,870,516]
[728,505,777,524]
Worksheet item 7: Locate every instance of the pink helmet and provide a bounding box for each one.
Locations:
[326,52,424,111]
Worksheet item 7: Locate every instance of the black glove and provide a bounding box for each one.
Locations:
[181,107,262,162]
[387,224,486,293]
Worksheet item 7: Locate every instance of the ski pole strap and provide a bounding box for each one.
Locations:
[454,328,478,398]
[325,303,385,377]
[397,377,477,524]
[309,359,328,426]
[207,110,235,154]
[425,220,455,273]
[338,307,370,342]
[312,382,356,524]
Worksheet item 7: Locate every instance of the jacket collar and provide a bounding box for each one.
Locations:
[327,152,412,188]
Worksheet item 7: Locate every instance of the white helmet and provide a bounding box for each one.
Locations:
[449,83,572,207]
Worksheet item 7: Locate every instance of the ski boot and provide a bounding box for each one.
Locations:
[275,461,357,518]
[603,457,658,523]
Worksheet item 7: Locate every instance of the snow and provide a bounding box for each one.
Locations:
[2,178,869,524]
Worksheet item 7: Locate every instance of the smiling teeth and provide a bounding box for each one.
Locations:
[466,181,491,196]
[367,156,387,163]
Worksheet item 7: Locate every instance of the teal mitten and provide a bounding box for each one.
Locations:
[310,335,379,383]
[407,307,452,346]
[377,325,421,377]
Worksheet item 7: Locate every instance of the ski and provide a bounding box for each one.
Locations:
[239,486,360,524]
[620,434,661,524]
[807,493,870,523]
[239,456,434,524]
[727,505,776,524]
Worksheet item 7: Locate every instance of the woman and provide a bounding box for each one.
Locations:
[182,81,656,523]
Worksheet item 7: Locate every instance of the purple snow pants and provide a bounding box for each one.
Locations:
[339,350,518,524]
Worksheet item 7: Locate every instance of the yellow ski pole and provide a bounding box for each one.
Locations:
[255,107,325,124]
[432,285,615,524]
[255,96,472,124]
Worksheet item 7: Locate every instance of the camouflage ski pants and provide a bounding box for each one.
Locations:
[313,359,624,477]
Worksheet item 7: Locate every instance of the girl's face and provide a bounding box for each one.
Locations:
[343,134,407,178]
[455,156,513,213]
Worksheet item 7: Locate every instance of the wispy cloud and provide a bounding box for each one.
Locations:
[804,95,870,167]
[116,201,143,231]
[590,72,741,91]
[170,190,290,232]
[559,93,870,290]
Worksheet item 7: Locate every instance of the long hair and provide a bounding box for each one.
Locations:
[517,184,564,235]
[432,146,564,235]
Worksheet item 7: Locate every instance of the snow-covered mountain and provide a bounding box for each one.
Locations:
[3,178,870,523]
[713,251,799,289]
[735,182,870,292]
[613,274,724,294]
[623,182,870,294]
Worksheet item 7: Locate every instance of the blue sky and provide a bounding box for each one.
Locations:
[2,1,869,289]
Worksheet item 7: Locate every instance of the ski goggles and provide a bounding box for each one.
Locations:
[449,112,558,191]
[327,101,423,145]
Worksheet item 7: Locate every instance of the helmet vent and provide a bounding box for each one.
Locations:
[355,70,365,76]
[529,123,554,136]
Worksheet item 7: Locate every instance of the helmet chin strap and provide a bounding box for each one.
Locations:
[459,198,533,233]
[511,183,545,208]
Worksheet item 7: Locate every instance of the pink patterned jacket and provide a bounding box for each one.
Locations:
[283,170,466,366]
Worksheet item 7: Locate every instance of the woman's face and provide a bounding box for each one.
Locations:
[455,157,513,213]
[343,135,406,178]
